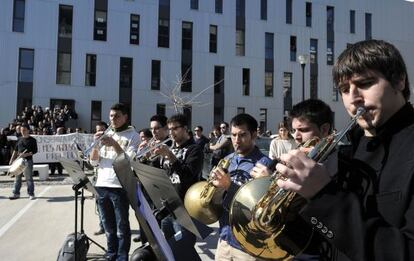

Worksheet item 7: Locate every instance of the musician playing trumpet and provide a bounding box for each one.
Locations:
[90,103,139,261]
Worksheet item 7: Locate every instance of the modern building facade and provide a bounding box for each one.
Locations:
[1,0,414,132]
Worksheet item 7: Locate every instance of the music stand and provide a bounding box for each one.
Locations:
[112,153,175,261]
[130,160,213,240]
[59,158,106,260]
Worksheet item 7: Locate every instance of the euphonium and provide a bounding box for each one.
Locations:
[229,107,365,260]
[184,158,231,224]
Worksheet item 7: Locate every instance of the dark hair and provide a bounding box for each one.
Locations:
[220,122,229,128]
[195,125,203,131]
[230,113,258,133]
[110,103,129,115]
[139,128,153,138]
[167,114,188,128]
[21,123,30,130]
[290,99,333,130]
[150,115,168,127]
[96,121,108,129]
[333,39,410,100]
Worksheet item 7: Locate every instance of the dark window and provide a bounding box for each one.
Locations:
[283,72,292,114]
[158,19,170,48]
[209,25,217,53]
[214,66,224,94]
[18,48,34,83]
[327,6,334,65]
[215,0,223,13]
[265,72,273,97]
[259,108,267,131]
[191,0,198,10]
[365,13,372,40]
[181,64,192,92]
[261,0,267,20]
[85,54,96,86]
[310,38,318,64]
[13,0,25,32]
[151,60,161,90]
[119,57,132,89]
[56,52,71,84]
[94,0,108,41]
[327,41,334,65]
[290,36,297,62]
[182,22,193,50]
[242,68,250,96]
[183,106,192,127]
[236,30,245,56]
[130,14,140,45]
[156,104,166,116]
[350,10,355,34]
[91,100,102,131]
[237,107,245,114]
[286,0,292,24]
[265,32,274,59]
[58,5,73,38]
[306,2,312,27]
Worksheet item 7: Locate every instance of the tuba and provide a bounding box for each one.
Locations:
[184,158,231,224]
[229,107,365,260]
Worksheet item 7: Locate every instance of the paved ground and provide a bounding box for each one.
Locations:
[0,172,218,260]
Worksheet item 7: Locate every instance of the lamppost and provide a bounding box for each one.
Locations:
[298,54,309,101]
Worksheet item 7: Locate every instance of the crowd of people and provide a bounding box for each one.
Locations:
[5,39,414,261]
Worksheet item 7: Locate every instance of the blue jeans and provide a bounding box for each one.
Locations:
[13,160,34,196]
[96,187,131,261]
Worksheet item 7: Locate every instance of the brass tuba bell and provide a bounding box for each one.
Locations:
[184,158,231,224]
[229,107,366,260]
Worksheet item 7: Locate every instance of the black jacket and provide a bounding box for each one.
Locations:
[300,103,414,261]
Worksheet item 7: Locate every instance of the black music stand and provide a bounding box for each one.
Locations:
[113,153,175,261]
[60,158,106,260]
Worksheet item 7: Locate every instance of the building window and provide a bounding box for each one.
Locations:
[306,2,312,27]
[151,60,161,90]
[181,64,192,92]
[94,0,108,41]
[158,0,170,48]
[191,0,198,10]
[290,36,297,62]
[237,107,245,114]
[56,52,71,84]
[265,72,273,97]
[130,14,140,45]
[265,32,274,59]
[283,72,292,114]
[215,0,223,13]
[350,10,355,34]
[156,104,166,116]
[58,5,73,38]
[214,66,224,94]
[236,30,245,56]
[261,0,267,20]
[327,6,335,65]
[259,108,267,132]
[85,54,96,86]
[183,106,192,127]
[286,0,292,24]
[119,58,132,89]
[310,38,318,64]
[18,48,34,83]
[365,13,372,40]
[182,22,193,50]
[13,0,25,32]
[91,100,102,131]
[327,41,334,65]
[242,68,250,96]
[209,25,217,53]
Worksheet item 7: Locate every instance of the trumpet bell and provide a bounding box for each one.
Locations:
[184,181,224,225]
[230,176,313,260]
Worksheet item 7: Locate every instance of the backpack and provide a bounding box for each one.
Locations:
[57,232,89,261]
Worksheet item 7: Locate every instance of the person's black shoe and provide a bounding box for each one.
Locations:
[93,228,105,235]
[9,194,20,200]
[132,234,141,242]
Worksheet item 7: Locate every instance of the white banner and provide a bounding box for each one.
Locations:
[31,133,94,163]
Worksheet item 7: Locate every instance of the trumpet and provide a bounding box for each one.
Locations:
[229,107,366,260]
[134,137,172,161]
[82,125,113,159]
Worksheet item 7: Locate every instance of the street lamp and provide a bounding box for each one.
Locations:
[298,54,309,101]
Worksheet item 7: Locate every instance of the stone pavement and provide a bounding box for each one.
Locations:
[0,172,218,260]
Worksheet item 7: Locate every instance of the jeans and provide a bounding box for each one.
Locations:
[96,187,131,261]
[13,160,34,196]
[161,215,200,261]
